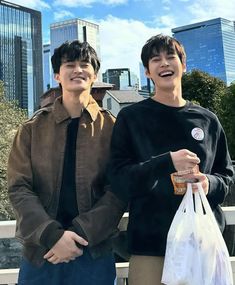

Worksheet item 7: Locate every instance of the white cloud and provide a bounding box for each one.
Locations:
[162,0,171,4]
[104,0,127,4]
[54,10,75,21]
[52,0,93,7]
[163,6,171,11]
[161,0,171,11]
[7,0,50,10]
[52,0,127,8]
[153,15,177,30]
[187,0,235,22]
[96,15,166,78]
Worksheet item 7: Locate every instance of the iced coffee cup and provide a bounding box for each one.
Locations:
[171,166,199,195]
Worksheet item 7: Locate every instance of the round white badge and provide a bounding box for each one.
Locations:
[191,127,204,141]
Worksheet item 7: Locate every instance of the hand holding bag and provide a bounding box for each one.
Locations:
[161,182,233,285]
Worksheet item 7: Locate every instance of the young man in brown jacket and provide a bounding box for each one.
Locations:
[7,40,125,285]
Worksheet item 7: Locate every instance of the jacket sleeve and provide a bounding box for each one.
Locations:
[72,188,126,247]
[7,124,64,248]
[109,110,176,203]
[206,124,234,207]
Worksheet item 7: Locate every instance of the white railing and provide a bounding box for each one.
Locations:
[0,208,235,285]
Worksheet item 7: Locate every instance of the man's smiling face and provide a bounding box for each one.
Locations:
[54,59,97,94]
[145,50,186,91]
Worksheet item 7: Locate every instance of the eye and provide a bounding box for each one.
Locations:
[167,55,177,60]
[80,62,90,68]
[65,63,75,68]
[151,57,161,62]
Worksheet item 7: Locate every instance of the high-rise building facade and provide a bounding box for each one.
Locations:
[50,18,100,86]
[139,62,154,94]
[103,68,139,90]
[43,44,52,92]
[0,0,43,115]
[172,18,235,85]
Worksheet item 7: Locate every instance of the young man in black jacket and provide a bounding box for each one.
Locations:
[109,34,234,285]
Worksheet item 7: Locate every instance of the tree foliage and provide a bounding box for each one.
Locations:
[182,69,227,114]
[217,83,235,160]
[182,70,235,159]
[0,81,27,219]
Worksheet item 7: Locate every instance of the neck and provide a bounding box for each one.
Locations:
[152,86,186,107]
[62,90,90,118]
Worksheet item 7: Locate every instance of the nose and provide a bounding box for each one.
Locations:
[160,59,169,67]
[73,63,82,73]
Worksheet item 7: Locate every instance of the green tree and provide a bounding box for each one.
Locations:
[218,83,235,160]
[182,69,227,114]
[182,70,235,159]
[0,81,27,219]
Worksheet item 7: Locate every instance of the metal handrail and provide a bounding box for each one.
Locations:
[1,209,235,284]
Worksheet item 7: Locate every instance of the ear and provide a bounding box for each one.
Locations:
[182,60,187,73]
[92,73,98,83]
[145,68,151,79]
[54,73,61,83]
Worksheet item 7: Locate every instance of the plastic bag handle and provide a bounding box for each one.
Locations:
[196,182,234,281]
[196,182,226,240]
[196,183,216,218]
[184,183,194,214]
[194,188,204,215]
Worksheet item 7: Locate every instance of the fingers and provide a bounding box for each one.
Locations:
[186,173,209,195]
[71,246,84,258]
[47,254,61,264]
[44,231,87,264]
[185,150,200,165]
[73,234,88,247]
[170,149,200,172]
[46,253,77,264]
[44,250,54,259]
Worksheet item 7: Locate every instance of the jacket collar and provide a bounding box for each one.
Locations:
[52,95,100,124]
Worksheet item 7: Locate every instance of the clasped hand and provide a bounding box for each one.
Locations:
[43,230,88,264]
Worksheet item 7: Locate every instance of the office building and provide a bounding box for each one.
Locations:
[50,18,100,86]
[43,44,52,92]
[139,62,154,94]
[103,68,139,90]
[0,0,43,115]
[172,18,235,85]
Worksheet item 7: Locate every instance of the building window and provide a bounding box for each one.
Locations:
[107,98,112,110]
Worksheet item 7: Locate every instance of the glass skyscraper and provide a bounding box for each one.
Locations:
[172,18,235,86]
[50,18,100,86]
[103,68,130,90]
[43,43,52,92]
[0,0,43,115]
[139,62,154,93]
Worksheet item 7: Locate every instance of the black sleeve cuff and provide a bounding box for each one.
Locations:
[40,221,64,249]
[70,220,88,241]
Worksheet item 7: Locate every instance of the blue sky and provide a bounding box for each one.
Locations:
[7,0,235,78]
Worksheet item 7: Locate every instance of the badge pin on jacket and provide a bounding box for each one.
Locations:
[191,127,204,141]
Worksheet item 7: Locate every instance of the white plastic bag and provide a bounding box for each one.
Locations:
[161,182,233,285]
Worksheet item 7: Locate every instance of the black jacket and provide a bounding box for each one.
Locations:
[109,98,234,256]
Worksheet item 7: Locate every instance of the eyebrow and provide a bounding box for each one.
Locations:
[150,50,176,58]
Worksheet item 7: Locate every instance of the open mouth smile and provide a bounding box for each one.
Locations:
[159,71,174,77]
[71,76,86,81]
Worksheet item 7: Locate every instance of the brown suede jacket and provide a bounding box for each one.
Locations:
[7,96,126,266]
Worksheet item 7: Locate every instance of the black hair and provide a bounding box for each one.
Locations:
[141,34,186,70]
[51,40,100,74]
